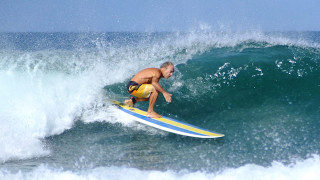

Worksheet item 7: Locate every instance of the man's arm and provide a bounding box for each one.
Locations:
[151,74,172,103]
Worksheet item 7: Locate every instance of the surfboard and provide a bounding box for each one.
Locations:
[112,100,224,138]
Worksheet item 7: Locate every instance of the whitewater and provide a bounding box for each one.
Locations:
[0,30,320,180]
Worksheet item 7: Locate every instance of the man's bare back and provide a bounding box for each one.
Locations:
[125,62,174,118]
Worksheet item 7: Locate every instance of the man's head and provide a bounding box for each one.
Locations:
[160,61,174,79]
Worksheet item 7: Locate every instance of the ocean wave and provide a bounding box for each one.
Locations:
[1,155,320,180]
[0,31,319,165]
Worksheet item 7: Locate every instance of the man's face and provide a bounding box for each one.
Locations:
[163,65,174,79]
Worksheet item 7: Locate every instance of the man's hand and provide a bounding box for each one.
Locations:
[163,92,172,103]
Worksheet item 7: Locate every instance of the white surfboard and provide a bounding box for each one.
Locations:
[112,100,224,138]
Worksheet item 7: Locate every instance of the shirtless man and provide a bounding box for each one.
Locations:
[124,62,174,118]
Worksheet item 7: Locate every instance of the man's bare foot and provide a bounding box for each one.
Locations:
[147,111,162,118]
[124,99,134,107]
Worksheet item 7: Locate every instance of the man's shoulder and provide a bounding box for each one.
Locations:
[134,68,160,78]
[143,68,161,74]
[139,68,160,79]
[144,68,160,71]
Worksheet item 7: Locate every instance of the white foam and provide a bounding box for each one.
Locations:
[0,69,101,162]
[1,155,320,180]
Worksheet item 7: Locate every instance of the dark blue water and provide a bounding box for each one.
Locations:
[0,31,320,179]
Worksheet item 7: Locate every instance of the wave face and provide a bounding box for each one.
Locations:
[0,31,320,179]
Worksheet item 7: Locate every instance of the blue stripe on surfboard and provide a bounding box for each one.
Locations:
[124,106,222,136]
[119,107,210,137]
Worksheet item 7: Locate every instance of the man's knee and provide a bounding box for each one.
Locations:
[151,85,158,95]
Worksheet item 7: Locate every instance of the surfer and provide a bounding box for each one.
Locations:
[124,61,174,118]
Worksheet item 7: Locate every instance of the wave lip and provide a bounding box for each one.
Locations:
[0,69,103,163]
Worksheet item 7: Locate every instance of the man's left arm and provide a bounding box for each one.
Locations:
[151,75,172,103]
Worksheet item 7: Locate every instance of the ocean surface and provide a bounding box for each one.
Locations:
[0,30,320,180]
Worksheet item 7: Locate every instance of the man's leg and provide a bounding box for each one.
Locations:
[136,97,148,102]
[147,87,162,118]
[124,97,148,106]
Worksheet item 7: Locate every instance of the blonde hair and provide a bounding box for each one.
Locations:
[160,61,174,68]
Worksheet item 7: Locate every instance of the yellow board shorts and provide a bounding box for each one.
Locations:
[127,81,153,98]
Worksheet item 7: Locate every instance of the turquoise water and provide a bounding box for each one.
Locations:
[0,31,320,179]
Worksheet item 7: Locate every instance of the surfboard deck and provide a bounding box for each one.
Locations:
[112,100,224,138]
